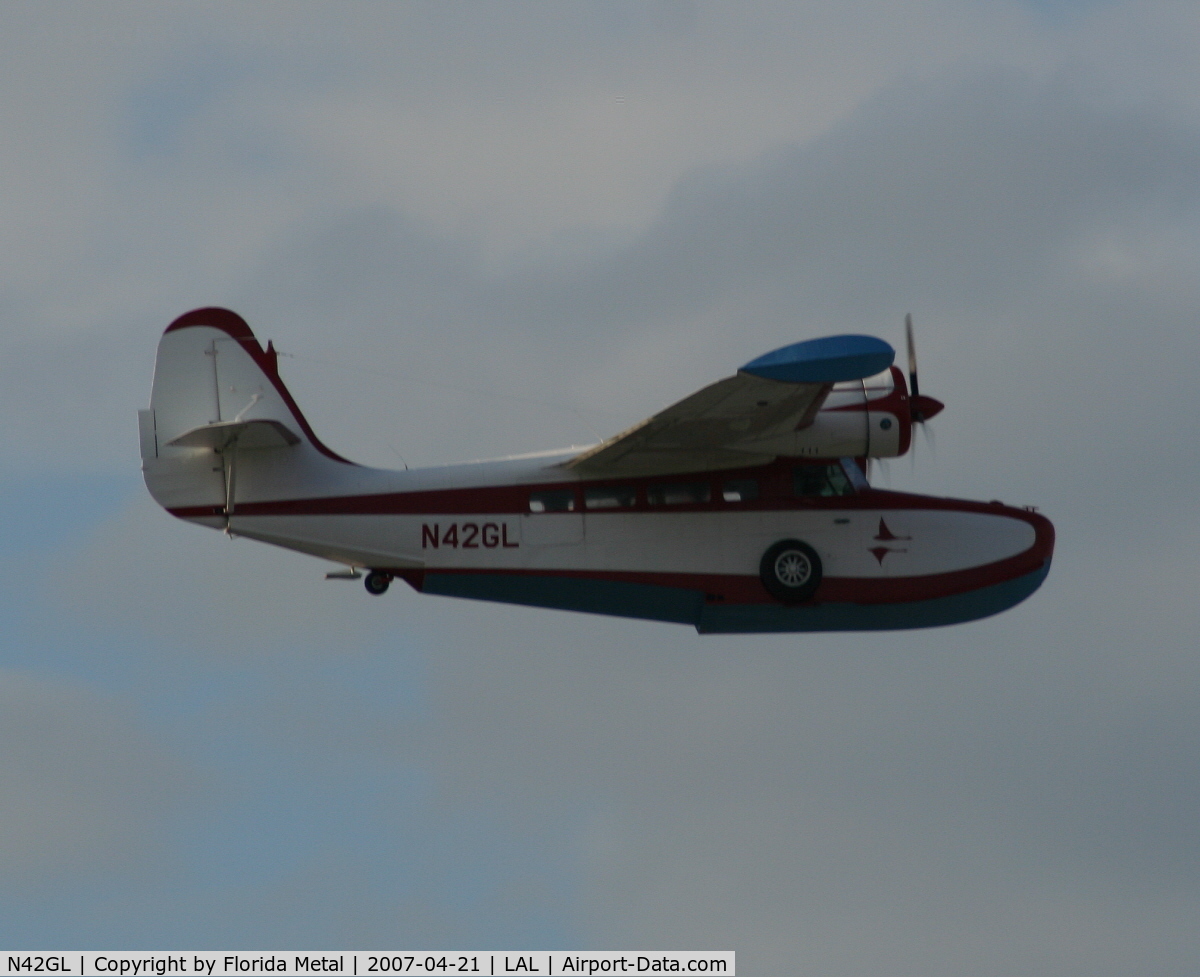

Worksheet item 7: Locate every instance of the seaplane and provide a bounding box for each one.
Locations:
[139,308,1053,633]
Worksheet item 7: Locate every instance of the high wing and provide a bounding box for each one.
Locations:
[565,335,895,479]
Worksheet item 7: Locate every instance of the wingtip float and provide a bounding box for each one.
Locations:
[139,308,1052,633]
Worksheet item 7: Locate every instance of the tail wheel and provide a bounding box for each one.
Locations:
[364,570,392,596]
[760,539,822,604]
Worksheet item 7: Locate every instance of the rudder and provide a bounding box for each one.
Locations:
[140,307,353,519]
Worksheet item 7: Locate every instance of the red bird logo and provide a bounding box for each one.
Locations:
[870,518,911,565]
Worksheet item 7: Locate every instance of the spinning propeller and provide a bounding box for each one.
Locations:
[867,314,946,482]
[904,313,944,425]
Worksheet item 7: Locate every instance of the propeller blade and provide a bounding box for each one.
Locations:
[873,456,891,486]
[904,313,944,423]
[919,417,936,455]
[905,312,920,400]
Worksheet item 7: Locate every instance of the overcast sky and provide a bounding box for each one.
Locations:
[1,2,1198,972]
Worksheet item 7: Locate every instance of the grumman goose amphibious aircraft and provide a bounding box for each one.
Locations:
[139,308,1053,633]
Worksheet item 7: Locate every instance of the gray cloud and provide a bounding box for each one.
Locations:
[0,671,188,881]
[0,2,1198,969]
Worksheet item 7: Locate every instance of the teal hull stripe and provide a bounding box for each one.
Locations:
[696,562,1050,632]
[420,562,1051,633]
[422,573,705,625]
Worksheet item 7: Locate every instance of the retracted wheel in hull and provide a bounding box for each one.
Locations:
[364,570,392,595]
[760,539,823,604]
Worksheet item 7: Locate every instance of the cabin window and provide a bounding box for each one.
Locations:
[584,485,637,509]
[529,489,576,513]
[647,481,711,505]
[793,464,854,497]
[722,479,759,502]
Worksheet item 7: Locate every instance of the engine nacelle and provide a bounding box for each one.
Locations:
[727,366,941,460]
[771,366,943,459]
[817,365,912,458]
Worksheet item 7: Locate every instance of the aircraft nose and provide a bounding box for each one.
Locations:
[911,394,944,422]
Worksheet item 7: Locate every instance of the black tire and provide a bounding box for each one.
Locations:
[760,539,822,604]
[364,570,392,595]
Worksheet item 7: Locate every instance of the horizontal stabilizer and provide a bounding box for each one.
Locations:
[166,418,301,451]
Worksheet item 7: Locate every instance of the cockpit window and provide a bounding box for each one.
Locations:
[794,464,854,497]
[529,489,576,513]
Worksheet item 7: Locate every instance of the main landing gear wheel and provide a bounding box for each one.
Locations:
[760,539,822,604]
[364,570,392,595]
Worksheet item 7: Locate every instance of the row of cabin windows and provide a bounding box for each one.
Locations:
[527,464,852,513]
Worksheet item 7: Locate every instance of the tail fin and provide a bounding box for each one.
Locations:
[139,308,354,519]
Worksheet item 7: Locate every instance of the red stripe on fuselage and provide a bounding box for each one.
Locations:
[166,477,1050,523]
